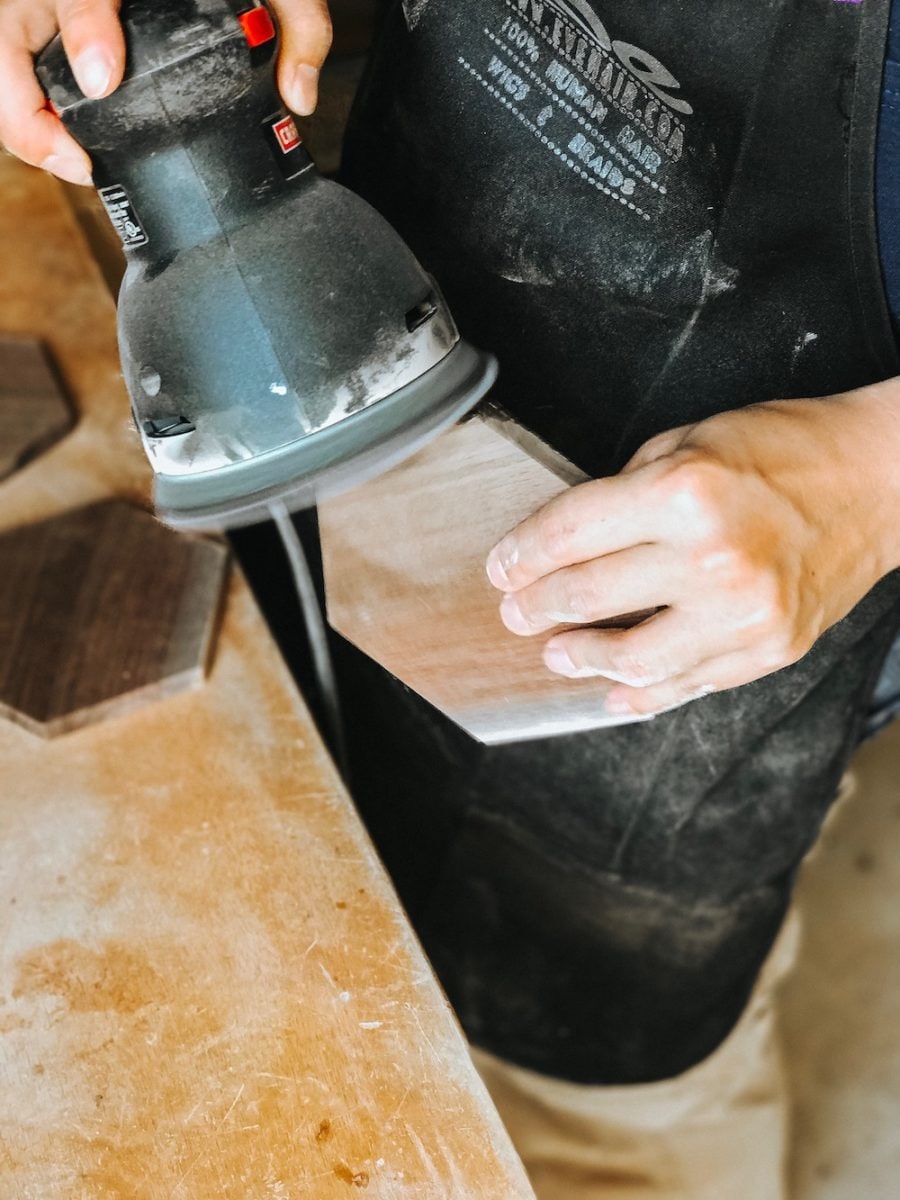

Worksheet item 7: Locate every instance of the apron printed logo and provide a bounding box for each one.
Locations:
[542,0,611,54]
[452,0,697,225]
[522,0,694,115]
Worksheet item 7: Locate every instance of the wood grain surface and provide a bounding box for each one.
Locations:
[0,499,227,737]
[320,413,650,743]
[0,581,534,1198]
[0,155,533,1198]
[0,336,74,482]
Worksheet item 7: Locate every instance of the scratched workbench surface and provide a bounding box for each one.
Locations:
[0,157,534,1199]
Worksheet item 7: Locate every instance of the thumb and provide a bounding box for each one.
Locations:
[57,0,126,100]
[270,0,332,116]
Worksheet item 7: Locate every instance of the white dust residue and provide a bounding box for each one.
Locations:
[402,0,432,29]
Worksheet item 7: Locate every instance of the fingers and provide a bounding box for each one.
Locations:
[601,651,753,717]
[540,587,809,714]
[486,470,664,592]
[541,607,735,687]
[544,618,789,718]
[0,0,124,184]
[498,544,673,636]
[0,41,92,182]
[270,0,332,115]
[57,0,125,99]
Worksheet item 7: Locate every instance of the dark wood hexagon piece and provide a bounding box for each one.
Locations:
[0,500,229,736]
[0,336,74,481]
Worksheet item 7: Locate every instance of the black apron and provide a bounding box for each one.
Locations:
[331,0,900,1083]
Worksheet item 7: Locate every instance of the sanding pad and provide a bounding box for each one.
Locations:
[154,342,497,531]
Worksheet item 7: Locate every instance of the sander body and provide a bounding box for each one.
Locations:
[37,0,496,529]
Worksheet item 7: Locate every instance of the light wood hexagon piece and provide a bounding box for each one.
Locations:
[319,410,646,744]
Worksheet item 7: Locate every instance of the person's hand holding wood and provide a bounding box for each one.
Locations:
[487,382,900,716]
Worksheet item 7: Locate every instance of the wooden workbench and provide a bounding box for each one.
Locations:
[0,157,533,1199]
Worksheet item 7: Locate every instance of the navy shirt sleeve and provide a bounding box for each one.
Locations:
[876,0,900,326]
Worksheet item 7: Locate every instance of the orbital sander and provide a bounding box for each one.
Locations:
[36,0,497,531]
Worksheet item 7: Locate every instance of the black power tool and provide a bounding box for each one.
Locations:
[37,0,497,530]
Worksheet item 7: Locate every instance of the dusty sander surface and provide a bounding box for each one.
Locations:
[155,341,497,531]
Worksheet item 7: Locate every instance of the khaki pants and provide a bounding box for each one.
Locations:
[472,914,800,1200]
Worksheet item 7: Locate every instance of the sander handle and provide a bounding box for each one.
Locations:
[36,0,315,255]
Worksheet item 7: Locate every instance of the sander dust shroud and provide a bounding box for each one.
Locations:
[37,0,497,531]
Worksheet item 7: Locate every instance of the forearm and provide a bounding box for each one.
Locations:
[825,376,900,580]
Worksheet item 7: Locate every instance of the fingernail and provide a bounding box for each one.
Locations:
[545,649,602,678]
[544,644,575,674]
[286,63,320,115]
[486,544,515,590]
[73,47,113,99]
[40,154,92,186]
[485,549,509,590]
[500,594,531,634]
